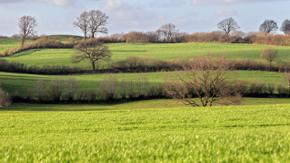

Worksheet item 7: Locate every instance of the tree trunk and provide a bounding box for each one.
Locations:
[21,36,26,48]
[91,61,96,71]
[91,32,95,38]
[84,32,87,40]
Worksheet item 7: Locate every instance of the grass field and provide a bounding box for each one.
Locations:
[1,103,290,162]
[0,38,20,52]
[0,70,286,95]
[4,42,290,68]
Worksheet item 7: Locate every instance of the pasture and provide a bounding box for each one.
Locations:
[1,103,290,162]
[4,42,290,69]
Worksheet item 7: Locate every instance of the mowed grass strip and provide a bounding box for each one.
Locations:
[0,104,290,162]
[4,42,290,68]
[0,71,286,95]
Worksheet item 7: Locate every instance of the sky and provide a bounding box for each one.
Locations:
[0,0,290,36]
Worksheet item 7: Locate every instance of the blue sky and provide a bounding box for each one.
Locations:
[0,0,290,36]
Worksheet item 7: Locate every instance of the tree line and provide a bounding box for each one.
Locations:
[12,10,290,47]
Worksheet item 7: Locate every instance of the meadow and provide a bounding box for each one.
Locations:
[1,103,290,162]
[3,42,290,69]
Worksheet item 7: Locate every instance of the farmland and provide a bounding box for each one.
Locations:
[1,104,290,162]
[1,38,290,162]
[2,1,290,162]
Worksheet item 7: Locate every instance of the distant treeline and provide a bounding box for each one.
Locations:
[104,32,290,46]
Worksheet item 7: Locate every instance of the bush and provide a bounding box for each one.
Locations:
[112,57,183,72]
[0,88,11,107]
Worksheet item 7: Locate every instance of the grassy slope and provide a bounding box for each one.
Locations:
[0,38,20,52]
[4,42,290,68]
[1,104,290,162]
[0,71,286,95]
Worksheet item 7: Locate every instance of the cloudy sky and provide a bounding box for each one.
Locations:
[0,0,289,36]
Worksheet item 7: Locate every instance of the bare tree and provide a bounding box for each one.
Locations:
[74,11,90,39]
[18,16,37,47]
[261,48,278,70]
[217,17,240,36]
[281,19,290,35]
[259,20,278,34]
[165,57,240,107]
[88,10,109,38]
[73,39,111,71]
[157,23,178,42]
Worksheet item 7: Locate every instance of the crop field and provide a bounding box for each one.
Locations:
[3,42,290,68]
[0,70,286,95]
[1,103,290,162]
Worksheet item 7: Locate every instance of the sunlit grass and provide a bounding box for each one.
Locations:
[1,104,290,162]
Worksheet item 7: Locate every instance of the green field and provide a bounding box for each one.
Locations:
[0,38,20,52]
[1,103,290,162]
[0,70,286,95]
[4,42,290,69]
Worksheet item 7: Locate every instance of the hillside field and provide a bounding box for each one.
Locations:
[1,103,290,162]
[3,42,290,69]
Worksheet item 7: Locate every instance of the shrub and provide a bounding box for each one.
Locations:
[0,88,11,107]
[261,48,278,70]
[112,57,183,72]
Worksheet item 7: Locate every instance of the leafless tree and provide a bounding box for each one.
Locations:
[18,16,37,47]
[281,19,290,35]
[74,11,90,39]
[88,10,109,38]
[165,56,240,107]
[157,23,178,42]
[217,17,240,36]
[259,20,278,34]
[73,39,111,71]
[261,48,278,70]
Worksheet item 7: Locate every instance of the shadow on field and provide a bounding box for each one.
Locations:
[223,123,290,128]
[0,104,121,112]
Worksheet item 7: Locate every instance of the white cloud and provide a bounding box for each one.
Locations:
[38,0,72,6]
[0,0,75,6]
